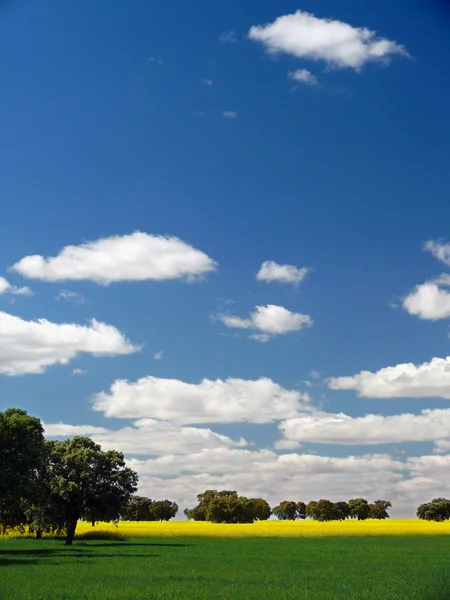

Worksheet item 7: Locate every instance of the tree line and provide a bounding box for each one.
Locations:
[1,408,449,545]
[183,491,392,523]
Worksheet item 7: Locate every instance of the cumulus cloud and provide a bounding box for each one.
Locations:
[223,111,237,119]
[44,420,247,455]
[216,304,312,341]
[0,312,139,375]
[93,375,311,424]
[288,69,318,86]
[153,350,163,360]
[256,261,310,285]
[248,10,409,70]
[129,450,406,515]
[403,283,450,320]
[328,356,450,399]
[11,232,217,284]
[278,408,450,447]
[201,79,214,86]
[0,277,32,296]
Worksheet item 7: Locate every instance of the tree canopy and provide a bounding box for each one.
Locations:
[45,437,138,544]
[0,408,47,533]
[417,498,450,522]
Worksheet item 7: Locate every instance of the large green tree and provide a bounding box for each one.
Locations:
[46,437,138,544]
[121,496,156,521]
[0,408,46,533]
[417,498,450,522]
[348,498,371,521]
[151,499,179,521]
[369,500,392,520]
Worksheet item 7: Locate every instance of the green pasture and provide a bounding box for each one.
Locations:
[1,534,449,599]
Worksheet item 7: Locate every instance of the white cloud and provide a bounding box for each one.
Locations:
[130,450,406,515]
[248,10,408,70]
[217,304,312,341]
[219,30,237,44]
[71,368,87,375]
[57,290,85,304]
[223,111,237,119]
[0,312,139,375]
[193,111,204,117]
[11,232,217,285]
[403,282,450,320]
[201,79,214,86]
[278,408,450,447]
[328,356,450,399]
[0,276,32,296]
[44,422,109,436]
[288,69,318,86]
[153,350,163,360]
[256,261,310,285]
[44,419,247,455]
[93,375,311,424]
[424,240,450,266]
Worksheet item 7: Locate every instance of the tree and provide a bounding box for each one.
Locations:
[313,499,342,522]
[249,498,271,521]
[121,496,155,521]
[205,496,256,524]
[185,490,267,524]
[334,502,350,521]
[296,502,307,520]
[0,408,46,533]
[272,501,298,520]
[46,437,138,545]
[151,500,178,521]
[417,498,450,522]
[185,490,239,522]
[305,501,318,520]
[369,500,392,520]
[348,498,371,521]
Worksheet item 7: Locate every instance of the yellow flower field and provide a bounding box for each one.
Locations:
[4,519,449,539]
[80,519,450,537]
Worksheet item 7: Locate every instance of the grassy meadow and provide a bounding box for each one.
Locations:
[1,520,450,599]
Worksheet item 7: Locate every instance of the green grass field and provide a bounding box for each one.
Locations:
[1,535,450,599]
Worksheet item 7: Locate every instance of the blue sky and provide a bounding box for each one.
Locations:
[1,0,450,516]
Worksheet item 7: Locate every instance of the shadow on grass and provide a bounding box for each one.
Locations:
[0,547,160,566]
[81,541,195,548]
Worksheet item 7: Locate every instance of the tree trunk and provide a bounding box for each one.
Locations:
[35,530,42,540]
[65,520,77,546]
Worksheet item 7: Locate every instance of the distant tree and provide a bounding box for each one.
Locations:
[46,437,138,544]
[417,498,450,522]
[249,498,272,521]
[186,490,267,524]
[0,409,46,534]
[313,499,342,522]
[369,500,392,520]
[272,501,298,520]
[348,498,371,521]
[151,500,178,521]
[305,501,318,520]
[296,502,307,520]
[334,502,350,521]
[185,490,239,522]
[121,496,155,521]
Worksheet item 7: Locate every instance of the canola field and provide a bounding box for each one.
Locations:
[1,521,450,599]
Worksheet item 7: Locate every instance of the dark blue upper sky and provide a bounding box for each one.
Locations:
[1,0,449,514]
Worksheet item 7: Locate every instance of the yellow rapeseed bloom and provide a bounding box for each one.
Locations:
[72,519,450,538]
[3,519,450,539]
